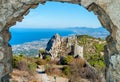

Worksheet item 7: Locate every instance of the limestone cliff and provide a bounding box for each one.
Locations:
[45,34,83,59]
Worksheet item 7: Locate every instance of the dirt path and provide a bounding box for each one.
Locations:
[36,66,68,82]
[48,76,68,82]
[36,66,51,82]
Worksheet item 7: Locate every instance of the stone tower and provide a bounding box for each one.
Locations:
[74,41,83,58]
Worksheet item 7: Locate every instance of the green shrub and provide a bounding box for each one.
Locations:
[28,62,37,73]
[61,56,73,65]
[12,55,22,68]
[88,54,105,71]
[45,64,54,75]
[39,49,45,54]
[12,55,37,74]
[13,55,29,71]
[45,55,51,62]
[62,66,70,76]
[94,43,105,53]
[35,58,46,65]
[17,58,28,71]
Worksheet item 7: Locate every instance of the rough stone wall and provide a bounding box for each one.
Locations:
[0,0,120,82]
[80,1,120,82]
[74,42,83,58]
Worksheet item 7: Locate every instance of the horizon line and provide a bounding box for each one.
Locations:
[10,26,103,29]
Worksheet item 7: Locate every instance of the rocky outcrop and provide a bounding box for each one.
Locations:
[46,34,62,58]
[45,34,83,59]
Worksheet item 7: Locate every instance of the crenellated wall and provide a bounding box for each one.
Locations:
[0,0,120,82]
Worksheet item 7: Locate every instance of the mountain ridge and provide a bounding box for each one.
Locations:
[69,27,109,38]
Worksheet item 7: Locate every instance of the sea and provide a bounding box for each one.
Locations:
[9,27,109,46]
[9,28,75,45]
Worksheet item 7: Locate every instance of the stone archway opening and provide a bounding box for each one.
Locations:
[0,0,120,82]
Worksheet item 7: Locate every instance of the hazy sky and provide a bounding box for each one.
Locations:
[12,2,102,28]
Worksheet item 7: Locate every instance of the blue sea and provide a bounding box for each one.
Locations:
[9,28,75,45]
[9,27,109,45]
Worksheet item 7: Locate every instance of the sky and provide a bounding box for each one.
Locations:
[11,2,102,28]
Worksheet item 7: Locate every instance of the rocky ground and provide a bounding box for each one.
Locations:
[10,66,69,82]
[48,76,68,82]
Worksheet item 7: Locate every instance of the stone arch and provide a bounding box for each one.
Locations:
[0,0,120,82]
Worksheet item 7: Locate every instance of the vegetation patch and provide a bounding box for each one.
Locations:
[12,54,37,74]
[77,35,106,72]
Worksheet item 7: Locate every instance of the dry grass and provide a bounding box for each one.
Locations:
[10,69,41,82]
[45,64,62,76]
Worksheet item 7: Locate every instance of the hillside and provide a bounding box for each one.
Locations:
[40,34,106,72]
[77,35,106,71]
[11,34,106,82]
